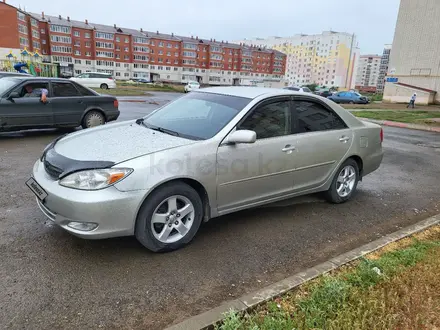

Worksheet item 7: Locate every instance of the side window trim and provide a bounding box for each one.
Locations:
[51,81,82,97]
[236,96,294,140]
[13,81,50,98]
[292,96,349,133]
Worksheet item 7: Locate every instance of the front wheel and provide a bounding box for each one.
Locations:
[100,83,109,90]
[135,182,203,252]
[325,159,359,204]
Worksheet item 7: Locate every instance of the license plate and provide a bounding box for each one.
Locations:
[26,177,48,201]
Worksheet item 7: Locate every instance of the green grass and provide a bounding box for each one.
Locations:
[352,110,440,125]
[216,227,440,330]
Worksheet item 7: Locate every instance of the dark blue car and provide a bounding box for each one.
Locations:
[327,91,369,104]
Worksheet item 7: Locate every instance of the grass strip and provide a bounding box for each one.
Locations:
[351,110,440,126]
[217,225,440,330]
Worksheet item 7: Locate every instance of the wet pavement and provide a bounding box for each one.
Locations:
[1,93,440,329]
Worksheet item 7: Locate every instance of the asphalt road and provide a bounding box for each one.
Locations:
[1,93,440,329]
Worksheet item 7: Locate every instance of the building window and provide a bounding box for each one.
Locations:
[116,63,121,67]
[86,60,92,65]
[167,43,172,48]
[167,51,171,56]
[158,50,163,55]
[134,46,149,52]
[134,55,148,61]
[85,41,91,48]
[183,43,197,50]
[74,40,81,47]
[50,25,71,34]
[124,55,129,60]
[32,29,39,38]
[134,37,148,44]
[158,58,163,63]
[125,37,129,43]
[174,67,178,71]
[174,60,179,64]
[85,32,91,39]
[175,52,179,56]
[17,11,26,21]
[158,41,164,47]
[51,35,72,44]
[116,54,120,59]
[74,50,81,56]
[18,24,28,35]
[124,63,129,68]
[96,60,114,66]
[116,37,120,42]
[75,69,82,75]
[51,46,72,53]
[116,72,121,77]
[96,51,114,58]
[73,31,80,37]
[183,51,196,58]
[166,67,171,71]
[32,41,41,49]
[85,52,92,57]
[124,47,129,52]
[52,56,72,63]
[95,32,114,40]
[96,42,114,49]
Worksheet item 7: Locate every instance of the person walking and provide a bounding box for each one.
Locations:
[407,93,417,108]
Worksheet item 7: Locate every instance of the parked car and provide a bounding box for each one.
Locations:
[0,71,32,78]
[315,89,334,98]
[327,91,369,104]
[70,72,116,90]
[0,77,120,132]
[184,81,200,93]
[28,87,383,252]
[283,86,312,93]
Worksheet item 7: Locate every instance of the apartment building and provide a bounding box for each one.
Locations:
[0,0,286,86]
[355,55,381,93]
[235,31,359,90]
[384,0,440,104]
[376,44,391,93]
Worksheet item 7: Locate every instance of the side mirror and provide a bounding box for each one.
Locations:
[8,91,20,100]
[227,130,257,144]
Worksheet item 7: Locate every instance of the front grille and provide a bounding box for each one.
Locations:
[44,159,63,179]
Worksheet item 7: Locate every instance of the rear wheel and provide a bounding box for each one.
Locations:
[135,182,203,252]
[82,110,105,129]
[349,101,355,104]
[325,159,359,204]
[100,83,109,90]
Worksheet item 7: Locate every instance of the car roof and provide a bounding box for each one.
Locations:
[0,72,32,77]
[197,86,303,99]
[2,76,75,82]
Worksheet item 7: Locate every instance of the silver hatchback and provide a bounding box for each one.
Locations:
[28,87,383,252]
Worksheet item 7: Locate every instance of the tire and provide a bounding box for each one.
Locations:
[81,110,105,129]
[349,101,355,104]
[325,158,359,204]
[100,83,108,90]
[135,182,203,252]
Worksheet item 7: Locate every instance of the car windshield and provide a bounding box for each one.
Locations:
[355,92,362,97]
[0,77,19,95]
[144,92,251,140]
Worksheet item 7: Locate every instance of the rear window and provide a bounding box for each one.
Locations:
[90,73,112,79]
[73,82,98,96]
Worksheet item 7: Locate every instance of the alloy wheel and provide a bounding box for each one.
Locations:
[336,165,356,197]
[151,195,195,244]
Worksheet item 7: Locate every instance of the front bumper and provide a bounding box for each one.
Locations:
[32,160,146,239]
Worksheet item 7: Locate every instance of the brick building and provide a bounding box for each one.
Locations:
[0,0,286,86]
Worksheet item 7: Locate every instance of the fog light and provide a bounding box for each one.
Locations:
[67,221,98,231]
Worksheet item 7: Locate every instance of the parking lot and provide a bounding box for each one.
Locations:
[1,92,440,329]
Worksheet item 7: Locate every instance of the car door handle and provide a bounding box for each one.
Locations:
[339,136,350,143]
[282,145,296,152]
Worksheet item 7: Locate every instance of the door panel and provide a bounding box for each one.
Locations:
[0,97,53,129]
[291,98,352,191]
[293,129,352,190]
[50,82,86,126]
[217,136,297,212]
[0,81,52,129]
[216,97,296,213]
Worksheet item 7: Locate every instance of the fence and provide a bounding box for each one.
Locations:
[0,59,58,77]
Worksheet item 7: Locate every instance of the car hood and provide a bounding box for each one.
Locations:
[54,121,197,163]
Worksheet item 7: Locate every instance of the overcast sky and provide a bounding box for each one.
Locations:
[8,0,401,54]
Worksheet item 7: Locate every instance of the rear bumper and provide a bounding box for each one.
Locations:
[107,110,120,121]
[363,148,384,177]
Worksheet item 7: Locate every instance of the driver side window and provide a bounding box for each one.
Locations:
[238,99,292,140]
[15,82,49,98]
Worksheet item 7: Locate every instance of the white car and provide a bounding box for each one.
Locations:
[284,86,312,93]
[184,81,200,93]
[70,72,116,90]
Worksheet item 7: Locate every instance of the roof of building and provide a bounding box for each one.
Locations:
[23,11,286,57]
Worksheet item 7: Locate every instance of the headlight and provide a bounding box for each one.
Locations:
[59,168,133,190]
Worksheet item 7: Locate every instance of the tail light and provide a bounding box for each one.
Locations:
[380,128,383,143]
[113,100,119,108]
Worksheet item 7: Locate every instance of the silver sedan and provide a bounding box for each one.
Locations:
[27,87,384,252]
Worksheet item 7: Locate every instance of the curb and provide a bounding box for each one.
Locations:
[358,117,440,133]
[165,214,440,330]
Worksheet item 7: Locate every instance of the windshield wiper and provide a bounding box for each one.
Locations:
[136,119,180,137]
